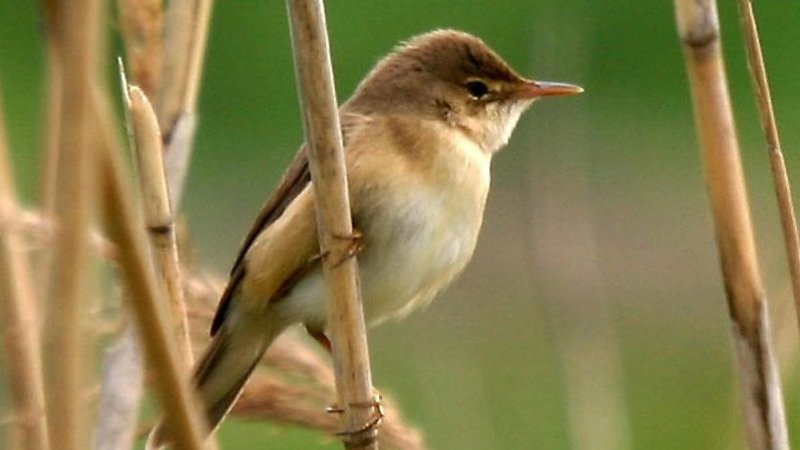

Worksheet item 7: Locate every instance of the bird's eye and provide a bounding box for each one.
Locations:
[465,80,489,99]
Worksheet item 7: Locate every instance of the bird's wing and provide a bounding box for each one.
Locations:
[228,145,311,278]
[210,112,366,335]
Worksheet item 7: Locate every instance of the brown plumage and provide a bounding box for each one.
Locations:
[153,29,581,445]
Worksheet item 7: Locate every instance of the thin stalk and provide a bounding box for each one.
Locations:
[159,0,214,208]
[125,81,194,366]
[102,2,215,447]
[523,106,631,450]
[527,10,630,450]
[95,4,166,448]
[37,3,64,338]
[673,1,789,449]
[736,0,800,338]
[286,1,379,449]
[0,81,50,450]
[117,0,164,100]
[39,29,63,218]
[158,0,196,134]
[96,88,207,450]
[181,0,212,116]
[41,1,102,449]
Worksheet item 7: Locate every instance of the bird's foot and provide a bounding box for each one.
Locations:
[309,229,363,268]
[331,228,364,267]
[327,392,384,436]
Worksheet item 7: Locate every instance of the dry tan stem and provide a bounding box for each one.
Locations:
[158,0,195,133]
[96,96,207,449]
[526,14,630,450]
[524,142,631,450]
[673,1,789,449]
[124,82,194,367]
[90,66,150,450]
[106,2,214,447]
[41,1,102,449]
[287,1,378,448]
[737,0,800,338]
[182,0,212,116]
[37,4,65,320]
[0,82,50,450]
[117,0,164,100]
[40,36,63,218]
[159,0,212,128]
[159,0,213,208]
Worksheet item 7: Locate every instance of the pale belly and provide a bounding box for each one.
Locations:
[278,119,492,330]
[278,180,488,330]
[358,184,486,324]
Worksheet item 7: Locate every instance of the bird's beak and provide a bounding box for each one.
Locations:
[516,80,584,98]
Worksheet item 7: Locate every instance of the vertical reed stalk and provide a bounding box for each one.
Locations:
[159,0,214,208]
[93,82,207,449]
[286,1,379,448]
[736,0,800,336]
[102,2,215,447]
[527,10,630,449]
[117,0,163,100]
[673,1,789,448]
[158,0,197,132]
[0,82,50,450]
[39,26,63,218]
[125,81,194,367]
[41,2,102,449]
[37,3,65,323]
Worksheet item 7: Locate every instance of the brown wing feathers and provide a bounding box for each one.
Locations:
[209,148,310,336]
[210,114,362,336]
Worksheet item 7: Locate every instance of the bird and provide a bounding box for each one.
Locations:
[174,29,582,441]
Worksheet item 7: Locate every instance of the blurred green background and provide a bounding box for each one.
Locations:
[3,1,800,449]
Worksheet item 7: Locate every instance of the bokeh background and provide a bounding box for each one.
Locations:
[3,1,800,449]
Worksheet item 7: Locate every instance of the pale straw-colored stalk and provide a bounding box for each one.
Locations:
[96,88,208,449]
[673,1,789,448]
[40,1,102,449]
[287,0,379,448]
[125,78,194,367]
[100,2,215,447]
[527,9,631,450]
[0,81,50,450]
[159,0,214,208]
[736,0,800,337]
[117,0,164,100]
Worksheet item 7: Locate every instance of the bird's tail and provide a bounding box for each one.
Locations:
[147,313,285,449]
[196,315,286,429]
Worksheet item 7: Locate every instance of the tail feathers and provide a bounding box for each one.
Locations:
[148,316,284,448]
[199,315,286,431]
[195,323,271,430]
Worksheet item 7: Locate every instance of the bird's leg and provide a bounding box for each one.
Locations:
[305,325,332,353]
[311,321,383,435]
[326,392,385,436]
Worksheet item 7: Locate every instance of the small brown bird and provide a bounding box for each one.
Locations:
[192,29,581,437]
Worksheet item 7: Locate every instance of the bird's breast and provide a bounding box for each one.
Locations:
[279,118,493,329]
[355,125,492,323]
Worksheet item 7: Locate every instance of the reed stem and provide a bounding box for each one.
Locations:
[286,1,379,448]
[673,1,790,448]
[0,81,50,450]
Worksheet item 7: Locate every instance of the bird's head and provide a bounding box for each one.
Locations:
[347,29,583,153]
